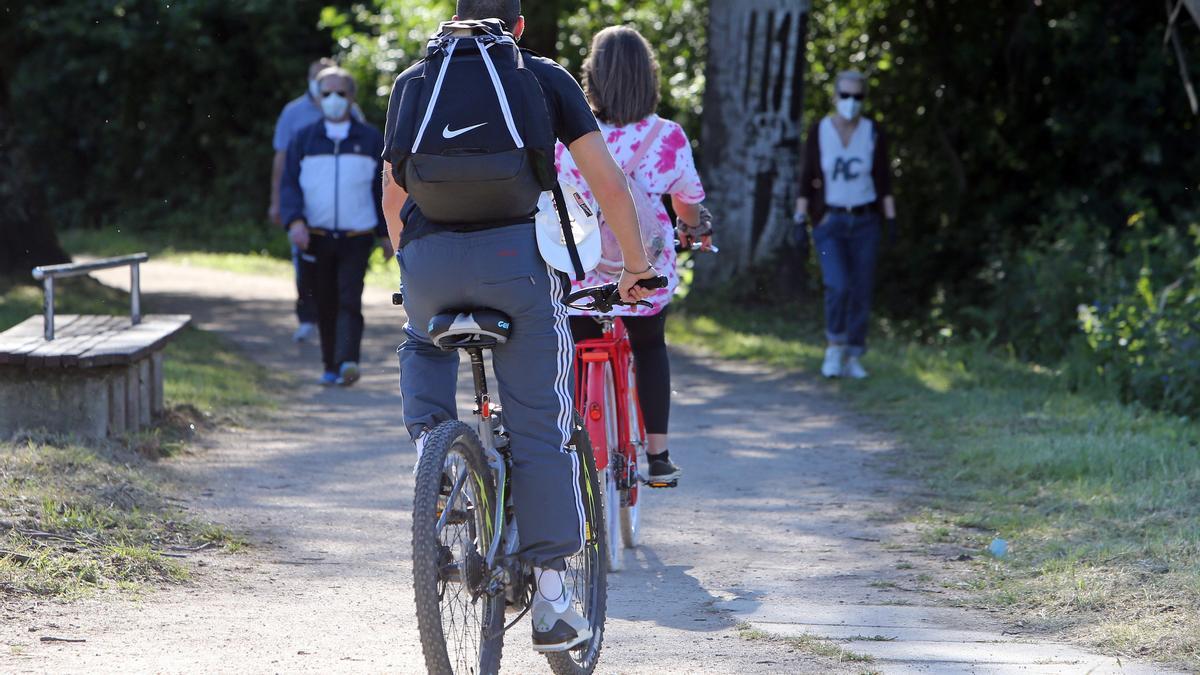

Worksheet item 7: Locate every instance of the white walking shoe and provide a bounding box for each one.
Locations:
[844,355,869,379]
[292,322,316,343]
[821,346,844,378]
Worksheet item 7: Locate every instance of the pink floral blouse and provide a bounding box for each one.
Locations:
[555,114,706,317]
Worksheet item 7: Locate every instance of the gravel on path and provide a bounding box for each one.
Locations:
[0,261,1170,675]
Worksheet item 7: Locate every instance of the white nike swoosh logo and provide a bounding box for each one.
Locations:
[442,122,488,139]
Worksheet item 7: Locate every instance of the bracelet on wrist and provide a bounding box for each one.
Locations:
[624,264,653,275]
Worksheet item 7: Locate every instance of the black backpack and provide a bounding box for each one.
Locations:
[388,20,558,226]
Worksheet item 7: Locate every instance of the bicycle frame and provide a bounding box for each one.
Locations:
[574,318,644,487]
[465,347,510,570]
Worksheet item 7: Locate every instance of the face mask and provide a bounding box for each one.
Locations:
[836,97,863,120]
[321,92,349,120]
[308,79,321,99]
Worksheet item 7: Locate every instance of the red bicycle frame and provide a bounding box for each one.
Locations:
[574,318,643,496]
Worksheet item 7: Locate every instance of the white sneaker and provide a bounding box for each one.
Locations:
[336,361,360,386]
[292,322,316,343]
[821,346,844,378]
[530,570,590,652]
[844,355,869,379]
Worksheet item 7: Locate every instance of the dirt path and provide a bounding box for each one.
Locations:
[0,261,1170,674]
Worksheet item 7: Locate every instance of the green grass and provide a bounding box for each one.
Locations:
[671,298,1200,668]
[1,276,267,597]
[60,224,400,290]
[736,621,877,665]
[0,439,244,598]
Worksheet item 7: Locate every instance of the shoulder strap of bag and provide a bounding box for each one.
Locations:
[621,118,666,176]
[552,182,585,281]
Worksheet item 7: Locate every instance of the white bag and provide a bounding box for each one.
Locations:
[535,185,601,277]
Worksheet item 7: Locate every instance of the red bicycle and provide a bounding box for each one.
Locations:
[564,278,670,572]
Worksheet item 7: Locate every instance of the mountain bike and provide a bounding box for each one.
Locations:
[406,278,664,673]
[407,298,608,675]
[563,277,670,573]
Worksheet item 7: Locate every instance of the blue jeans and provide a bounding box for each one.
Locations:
[813,211,881,356]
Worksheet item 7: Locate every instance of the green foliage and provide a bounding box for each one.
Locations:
[1076,218,1200,416]
[319,0,707,140]
[7,0,346,231]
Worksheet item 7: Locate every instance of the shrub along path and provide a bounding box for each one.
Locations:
[0,261,1171,673]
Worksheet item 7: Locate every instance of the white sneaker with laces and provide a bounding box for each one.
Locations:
[530,568,590,652]
[292,322,316,343]
[844,355,869,379]
[821,346,844,378]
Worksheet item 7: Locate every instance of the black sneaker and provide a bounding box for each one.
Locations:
[646,455,681,486]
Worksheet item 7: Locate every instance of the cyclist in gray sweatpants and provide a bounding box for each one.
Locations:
[397,223,583,569]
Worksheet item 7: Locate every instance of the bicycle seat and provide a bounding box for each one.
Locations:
[428,309,512,350]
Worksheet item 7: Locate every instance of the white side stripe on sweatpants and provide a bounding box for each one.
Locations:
[546,266,585,555]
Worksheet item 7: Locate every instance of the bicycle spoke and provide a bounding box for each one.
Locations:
[434,450,491,672]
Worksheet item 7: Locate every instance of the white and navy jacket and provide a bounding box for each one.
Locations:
[280,119,386,236]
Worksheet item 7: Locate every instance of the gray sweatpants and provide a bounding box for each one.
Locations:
[397,223,583,569]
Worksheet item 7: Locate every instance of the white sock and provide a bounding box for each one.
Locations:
[412,429,427,475]
[534,567,570,613]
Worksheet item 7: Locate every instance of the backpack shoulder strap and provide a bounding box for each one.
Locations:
[621,118,667,176]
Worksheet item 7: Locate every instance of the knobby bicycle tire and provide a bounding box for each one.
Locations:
[412,421,505,675]
[544,417,609,675]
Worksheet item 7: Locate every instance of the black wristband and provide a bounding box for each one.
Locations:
[623,264,654,275]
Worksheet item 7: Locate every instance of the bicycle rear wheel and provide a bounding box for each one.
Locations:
[585,360,624,572]
[412,421,505,675]
[619,359,643,549]
[545,417,608,675]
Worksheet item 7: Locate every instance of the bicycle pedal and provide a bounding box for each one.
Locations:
[646,479,678,489]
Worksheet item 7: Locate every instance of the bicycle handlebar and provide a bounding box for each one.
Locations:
[563,276,667,313]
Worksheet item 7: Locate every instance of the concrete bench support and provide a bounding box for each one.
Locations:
[0,314,190,439]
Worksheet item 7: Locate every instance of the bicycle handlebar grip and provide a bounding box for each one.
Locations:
[392,292,404,306]
[636,276,668,290]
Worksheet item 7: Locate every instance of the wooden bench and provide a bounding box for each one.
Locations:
[0,254,190,439]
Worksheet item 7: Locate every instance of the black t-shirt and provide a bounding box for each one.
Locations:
[382,48,600,246]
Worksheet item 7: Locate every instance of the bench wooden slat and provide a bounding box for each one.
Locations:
[8,316,119,367]
[21,316,124,367]
[0,315,190,368]
[78,315,191,367]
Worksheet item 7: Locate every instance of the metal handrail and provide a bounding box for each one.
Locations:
[31,253,150,341]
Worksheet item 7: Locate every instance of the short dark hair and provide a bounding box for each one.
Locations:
[456,0,520,30]
[582,26,660,127]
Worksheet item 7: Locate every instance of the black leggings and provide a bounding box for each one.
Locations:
[570,310,670,435]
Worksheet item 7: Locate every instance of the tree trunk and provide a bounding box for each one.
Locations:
[698,0,809,285]
[0,101,69,279]
[0,18,69,279]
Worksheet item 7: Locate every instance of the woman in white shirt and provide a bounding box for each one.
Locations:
[794,70,897,379]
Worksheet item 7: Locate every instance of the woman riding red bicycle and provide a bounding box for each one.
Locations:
[556,25,713,487]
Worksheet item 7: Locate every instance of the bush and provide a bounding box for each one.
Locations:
[980,205,1200,415]
[1076,219,1200,415]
